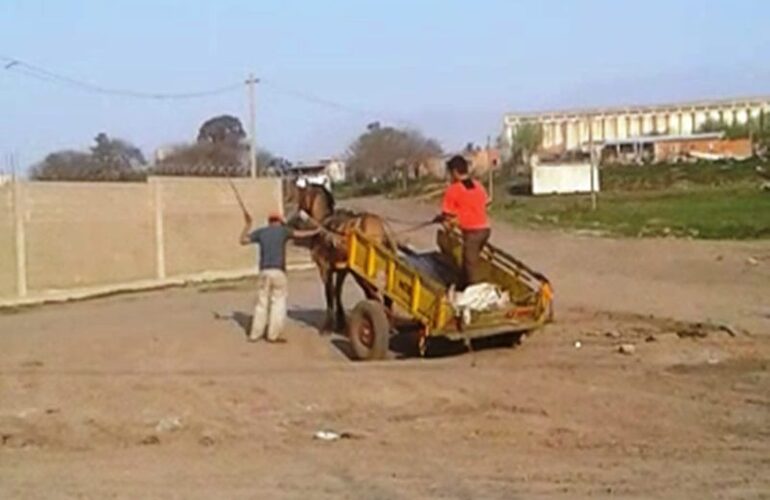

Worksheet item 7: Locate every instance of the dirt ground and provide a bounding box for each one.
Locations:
[1,196,768,499]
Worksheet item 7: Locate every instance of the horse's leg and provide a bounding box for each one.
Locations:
[351,273,378,301]
[316,260,335,335]
[334,269,348,332]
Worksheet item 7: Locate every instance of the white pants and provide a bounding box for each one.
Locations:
[250,269,288,341]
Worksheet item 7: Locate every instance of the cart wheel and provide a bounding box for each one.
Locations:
[348,300,390,361]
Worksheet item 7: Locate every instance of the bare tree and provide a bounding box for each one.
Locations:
[346,125,443,182]
[153,142,276,177]
[30,134,146,181]
[153,115,276,176]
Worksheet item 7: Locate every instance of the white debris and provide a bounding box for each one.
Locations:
[155,416,183,433]
[314,430,341,441]
[313,429,357,441]
[574,341,582,349]
[618,344,636,355]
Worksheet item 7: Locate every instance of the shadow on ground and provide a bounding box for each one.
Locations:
[215,308,526,360]
[288,308,325,329]
[330,314,526,361]
[212,311,252,339]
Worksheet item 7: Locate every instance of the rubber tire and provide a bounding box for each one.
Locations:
[347,300,390,361]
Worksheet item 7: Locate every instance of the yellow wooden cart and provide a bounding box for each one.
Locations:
[344,228,553,360]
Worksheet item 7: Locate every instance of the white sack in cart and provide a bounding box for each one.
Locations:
[449,283,510,326]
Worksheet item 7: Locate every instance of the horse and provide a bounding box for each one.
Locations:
[289,184,395,333]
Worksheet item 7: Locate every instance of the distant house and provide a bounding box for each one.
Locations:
[287,158,346,183]
[467,147,501,176]
[601,132,753,164]
[420,147,501,179]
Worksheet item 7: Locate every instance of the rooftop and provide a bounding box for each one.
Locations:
[505,95,770,121]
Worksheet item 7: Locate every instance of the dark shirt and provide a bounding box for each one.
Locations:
[249,225,291,270]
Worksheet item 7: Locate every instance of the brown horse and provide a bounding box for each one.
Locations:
[290,184,395,333]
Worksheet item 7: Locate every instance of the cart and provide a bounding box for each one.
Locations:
[344,228,553,360]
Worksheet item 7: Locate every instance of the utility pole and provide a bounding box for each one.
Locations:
[588,116,597,211]
[486,135,494,202]
[245,74,260,178]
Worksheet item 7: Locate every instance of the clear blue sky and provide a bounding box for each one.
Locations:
[1,0,769,170]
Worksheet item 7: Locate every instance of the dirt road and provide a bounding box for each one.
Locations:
[1,196,768,499]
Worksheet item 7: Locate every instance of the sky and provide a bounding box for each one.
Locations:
[1,0,770,171]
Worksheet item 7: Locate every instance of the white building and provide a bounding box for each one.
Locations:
[289,158,347,183]
[503,96,770,155]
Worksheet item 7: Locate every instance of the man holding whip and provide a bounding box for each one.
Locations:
[230,180,320,343]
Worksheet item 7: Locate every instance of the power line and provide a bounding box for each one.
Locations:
[260,78,374,116]
[260,77,417,127]
[0,55,242,100]
[1,54,419,127]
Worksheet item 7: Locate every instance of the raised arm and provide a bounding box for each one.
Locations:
[239,211,254,245]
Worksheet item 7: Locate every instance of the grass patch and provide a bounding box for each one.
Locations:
[492,188,770,239]
[600,159,764,192]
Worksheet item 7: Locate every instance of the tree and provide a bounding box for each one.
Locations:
[30,150,95,181]
[197,115,246,145]
[698,115,770,156]
[30,134,146,181]
[91,133,146,171]
[346,125,443,182]
[510,123,543,168]
[152,115,276,176]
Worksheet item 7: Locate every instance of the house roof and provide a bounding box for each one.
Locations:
[505,95,770,121]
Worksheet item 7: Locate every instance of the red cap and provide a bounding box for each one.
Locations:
[268,211,284,223]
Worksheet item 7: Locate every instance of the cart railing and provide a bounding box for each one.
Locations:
[347,230,450,329]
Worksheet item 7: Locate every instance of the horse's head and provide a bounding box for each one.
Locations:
[299,185,335,222]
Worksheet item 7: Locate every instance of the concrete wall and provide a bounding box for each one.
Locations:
[159,177,282,276]
[23,182,156,291]
[0,184,17,298]
[0,177,282,301]
[532,164,599,195]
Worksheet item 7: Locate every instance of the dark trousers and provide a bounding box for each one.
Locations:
[461,228,491,289]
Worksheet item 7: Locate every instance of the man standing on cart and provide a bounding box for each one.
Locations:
[434,155,491,289]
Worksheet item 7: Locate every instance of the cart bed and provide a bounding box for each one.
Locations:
[346,228,552,341]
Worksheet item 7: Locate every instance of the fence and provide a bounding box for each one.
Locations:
[0,176,285,303]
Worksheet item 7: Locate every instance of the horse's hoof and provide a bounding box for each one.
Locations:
[334,318,348,334]
[320,320,334,336]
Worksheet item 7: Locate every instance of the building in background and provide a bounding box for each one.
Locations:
[285,158,347,189]
[502,96,770,157]
[288,158,346,182]
[601,132,753,164]
[467,147,501,176]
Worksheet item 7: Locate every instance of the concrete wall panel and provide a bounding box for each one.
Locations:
[0,184,17,298]
[23,182,156,291]
[160,177,282,277]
